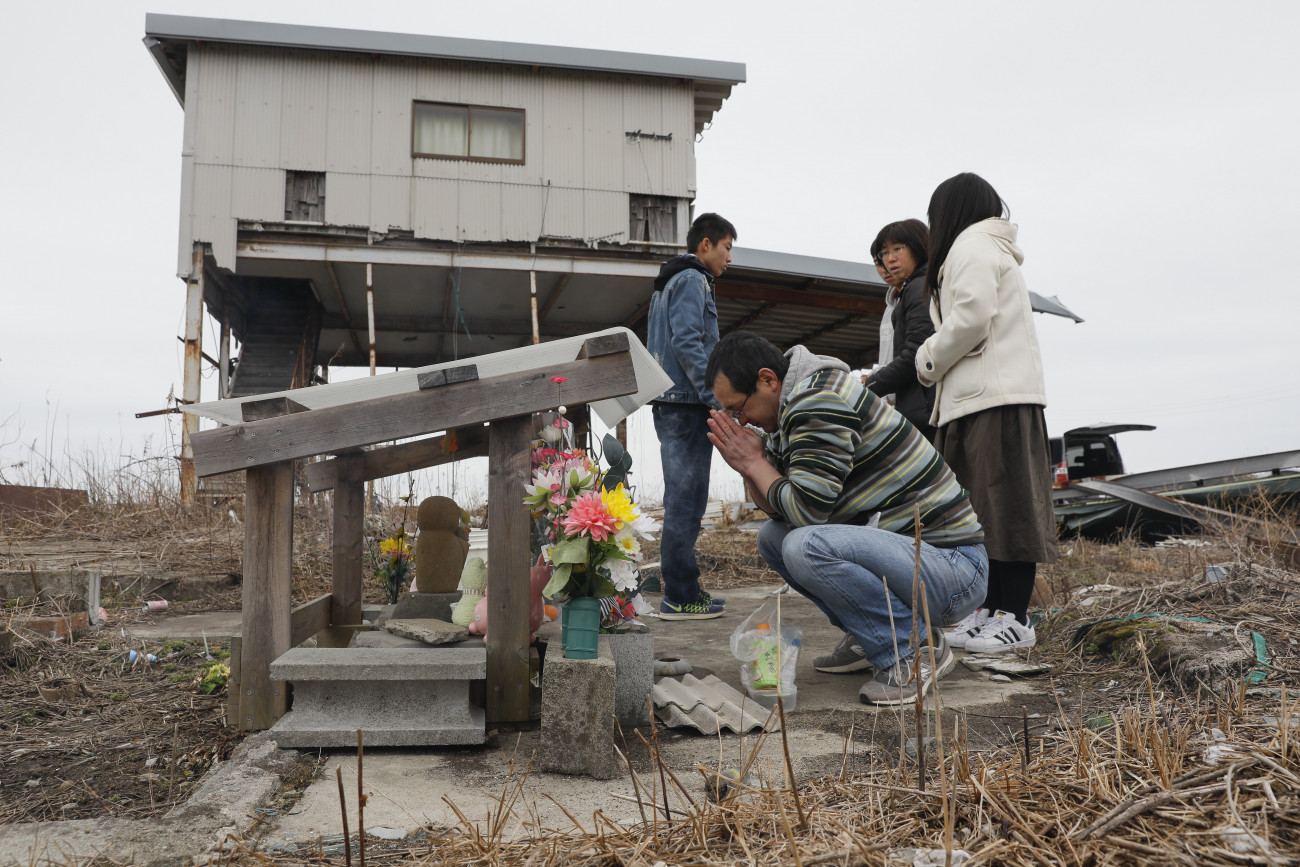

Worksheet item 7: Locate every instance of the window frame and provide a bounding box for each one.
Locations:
[411,100,526,165]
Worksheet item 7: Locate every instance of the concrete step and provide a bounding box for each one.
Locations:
[269,647,486,748]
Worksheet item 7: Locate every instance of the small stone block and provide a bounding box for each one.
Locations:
[384,618,469,646]
[354,631,426,649]
[0,629,13,654]
[392,592,459,622]
[540,651,619,779]
[418,365,479,390]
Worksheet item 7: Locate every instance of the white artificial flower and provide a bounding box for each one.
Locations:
[540,424,564,444]
[614,525,642,558]
[626,513,659,539]
[629,593,653,615]
[609,558,639,593]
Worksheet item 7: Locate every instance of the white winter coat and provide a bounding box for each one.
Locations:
[914,218,1046,427]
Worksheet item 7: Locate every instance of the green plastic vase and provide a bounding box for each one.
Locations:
[561,596,601,659]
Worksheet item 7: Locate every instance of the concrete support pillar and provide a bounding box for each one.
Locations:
[180,247,205,509]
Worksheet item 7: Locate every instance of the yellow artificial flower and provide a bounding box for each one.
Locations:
[600,484,639,528]
[380,537,409,556]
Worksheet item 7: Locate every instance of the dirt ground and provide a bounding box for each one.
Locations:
[3,497,1300,863]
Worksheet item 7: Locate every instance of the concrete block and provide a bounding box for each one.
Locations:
[269,647,485,681]
[384,618,468,646]
[606,631,654,728]
[269,647,486,748]
[271,679,485,747]
[539,645,619,779]
[391,592,459,622]
[0,569,97,601]
[141,573,236,602]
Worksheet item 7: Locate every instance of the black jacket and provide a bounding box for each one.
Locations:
[864,263,936,432]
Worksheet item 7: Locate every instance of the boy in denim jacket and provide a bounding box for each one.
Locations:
[645,213,737,620]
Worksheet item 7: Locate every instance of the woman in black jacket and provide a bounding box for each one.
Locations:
[864,219,936,442]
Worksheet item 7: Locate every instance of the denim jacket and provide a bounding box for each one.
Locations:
[646,256,719,407]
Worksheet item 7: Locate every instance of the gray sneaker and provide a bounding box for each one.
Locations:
[814,632,872,673]
[859,632,954,706]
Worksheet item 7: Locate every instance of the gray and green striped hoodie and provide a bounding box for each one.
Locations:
[764,346,984,548]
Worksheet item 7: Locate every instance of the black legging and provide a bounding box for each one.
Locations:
[982,559,1036,623]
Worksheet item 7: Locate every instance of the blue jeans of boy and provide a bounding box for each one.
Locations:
[652,404,714,604]
[758,521,987,669]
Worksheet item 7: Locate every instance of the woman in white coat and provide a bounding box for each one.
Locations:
[915,173,1056,653]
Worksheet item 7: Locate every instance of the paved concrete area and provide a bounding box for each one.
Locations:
[34,582,1052,858]
[263,584,1044,848]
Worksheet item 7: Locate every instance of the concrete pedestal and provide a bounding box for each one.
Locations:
[268,647,485,747]
[539,640,619,779]
[606,629,654,728]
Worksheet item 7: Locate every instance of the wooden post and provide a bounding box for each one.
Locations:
[237,398,302,730]
[180,246,205,509]
[529,270,540,345]
[218,319,231,399]
[320,451,364,648]
[366,263,376,513]
[486,415,533,725]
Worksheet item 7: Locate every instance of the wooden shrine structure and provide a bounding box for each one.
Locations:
[188,331,648,730]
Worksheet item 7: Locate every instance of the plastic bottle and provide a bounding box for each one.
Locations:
[750,624,780,690]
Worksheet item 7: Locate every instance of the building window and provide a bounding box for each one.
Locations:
[630,195,678,244]
[412,101,525,163]
[284,171,326,222]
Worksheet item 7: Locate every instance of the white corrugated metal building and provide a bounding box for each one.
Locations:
[143,15,893,500]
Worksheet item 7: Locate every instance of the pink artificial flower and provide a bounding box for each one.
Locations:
[562,491,619,542]
[550,376,568,383]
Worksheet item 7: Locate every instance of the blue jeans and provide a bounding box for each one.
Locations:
[758,521,987,669]
[653,404,714,603]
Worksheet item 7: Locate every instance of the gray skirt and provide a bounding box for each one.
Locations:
[935,405,1058,564]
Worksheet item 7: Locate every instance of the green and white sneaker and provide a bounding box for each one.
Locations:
[659,595,725,620]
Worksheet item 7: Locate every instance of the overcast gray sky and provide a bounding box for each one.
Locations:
[3,0,1298,496]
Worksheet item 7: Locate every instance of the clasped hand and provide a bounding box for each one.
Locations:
[706,410,765,475]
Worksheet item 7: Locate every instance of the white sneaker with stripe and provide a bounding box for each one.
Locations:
[946,607,991,649]
[964,610,1036,653]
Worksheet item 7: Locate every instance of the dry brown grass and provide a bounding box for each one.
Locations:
[207,682,1300,866]
[5,477,1300,863]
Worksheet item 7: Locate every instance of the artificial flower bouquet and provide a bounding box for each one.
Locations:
[522,413,654,630]
[374,529,413,604]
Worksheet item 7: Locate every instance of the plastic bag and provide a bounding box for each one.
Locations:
[730,596,802,693]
